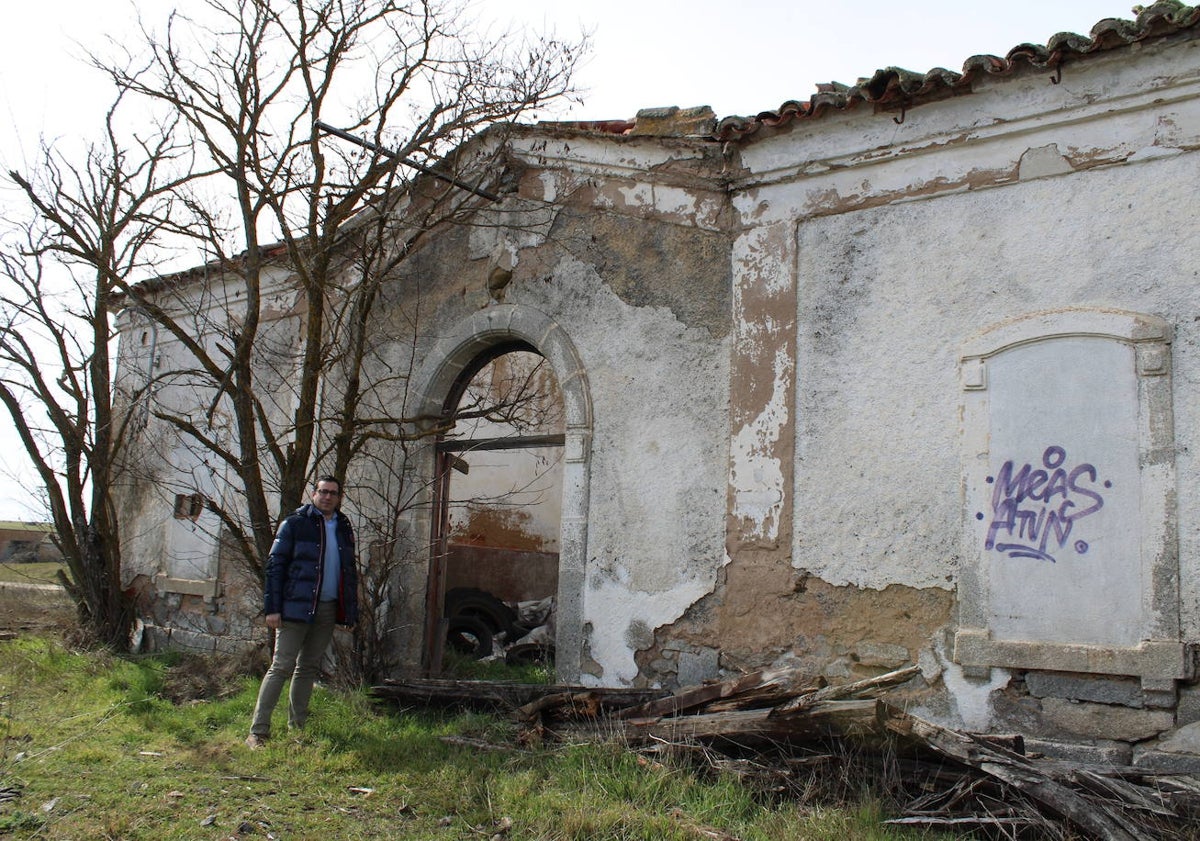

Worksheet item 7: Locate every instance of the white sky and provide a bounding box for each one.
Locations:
[0,0,1140,520]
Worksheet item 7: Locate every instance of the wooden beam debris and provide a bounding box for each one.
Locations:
[373,665,1200,838]
[615,665,824,720]
[879,705,1187,841]
[370,678,664,712]
[770,665,919,716]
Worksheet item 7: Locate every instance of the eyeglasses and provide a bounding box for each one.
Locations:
[315,489,341,496]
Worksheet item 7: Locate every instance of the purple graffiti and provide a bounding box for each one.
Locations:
[979,445,1106,563]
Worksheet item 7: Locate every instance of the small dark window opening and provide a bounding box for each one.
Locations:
[173,493,204,521]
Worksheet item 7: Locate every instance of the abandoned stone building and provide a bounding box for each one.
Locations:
[114,2,1200,764]
[0,521,57,564]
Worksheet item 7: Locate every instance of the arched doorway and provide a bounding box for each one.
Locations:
[428,342,565,670]
[412,305,592,681]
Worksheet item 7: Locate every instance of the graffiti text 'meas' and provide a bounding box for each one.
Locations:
[979,445,1108,563]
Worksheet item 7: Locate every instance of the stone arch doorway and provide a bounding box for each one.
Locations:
[413,306,591,680]
[433,342,564,667]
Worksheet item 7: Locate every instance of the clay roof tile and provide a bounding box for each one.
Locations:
[714,1,1200,141]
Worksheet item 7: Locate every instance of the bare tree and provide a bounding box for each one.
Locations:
[1,0,582,660]
[0,103,194,648]
[46,0,583,674]
[102,0,582,571]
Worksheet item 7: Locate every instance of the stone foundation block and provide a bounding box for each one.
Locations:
[677,648,719,687]
[822,658,853,679]
[166,627,219,653]
[1144,721,1200,755]
[1132,749,1200,773]
[855,642,910,669]
[1177,684,1200,726]
[649,658,675,675]
[144,625,172,652]
[1025,671,1143,707]
[1041,698,1173,742]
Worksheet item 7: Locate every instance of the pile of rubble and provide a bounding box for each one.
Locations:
[374,664,1200,840]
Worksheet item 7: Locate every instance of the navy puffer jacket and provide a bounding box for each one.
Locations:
[263,503,359,626]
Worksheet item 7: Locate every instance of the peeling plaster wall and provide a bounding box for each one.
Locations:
[510,255,730,684]
[723,37,1200,739]
[728,223,795,548]
[780,123,1200,593]
[363,134,734,684]
[114,33,1200,752]
[112,266,301,654]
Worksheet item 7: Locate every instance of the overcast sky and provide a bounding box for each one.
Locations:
[0,0,1140,520]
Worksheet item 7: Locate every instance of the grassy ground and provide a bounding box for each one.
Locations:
[0,584,74,637]
[0,634,937,841]
[0,562,65,586]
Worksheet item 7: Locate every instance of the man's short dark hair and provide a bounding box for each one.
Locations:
[314,475,342,493]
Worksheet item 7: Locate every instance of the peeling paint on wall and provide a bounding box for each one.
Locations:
[584,563,719,686]
[729,346,791,543]
[115,30,1200,751]
[727,221,797,552]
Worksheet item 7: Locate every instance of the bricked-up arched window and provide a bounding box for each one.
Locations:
[955,310,1188,689]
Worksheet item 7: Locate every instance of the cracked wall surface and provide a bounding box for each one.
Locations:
[714,39,1200,749]
[114,27,1200,755]
[358,136,735,683]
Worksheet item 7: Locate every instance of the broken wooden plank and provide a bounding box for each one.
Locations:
[698,675,826,714]
[371,679,664,711]
[1067,768,1179,819]
[881,705,1159,841]
[616,665,822,721]
[770,665,920,716]
[566,699,881,746]
[513,690,620,722]
[885,816,1039,829]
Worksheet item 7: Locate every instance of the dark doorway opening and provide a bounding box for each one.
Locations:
[426,342,565,673]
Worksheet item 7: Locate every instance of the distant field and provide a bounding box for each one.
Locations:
[0,562,65,586]
[0,568,73,633]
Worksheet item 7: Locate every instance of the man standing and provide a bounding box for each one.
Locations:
[246,476,358,748]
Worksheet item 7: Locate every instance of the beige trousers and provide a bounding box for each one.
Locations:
[249,601,337,737]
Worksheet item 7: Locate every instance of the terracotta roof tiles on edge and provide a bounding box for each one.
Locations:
[714,1,1200,141]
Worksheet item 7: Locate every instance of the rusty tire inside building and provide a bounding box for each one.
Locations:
[445,614,493,659]
[444,587,518,640]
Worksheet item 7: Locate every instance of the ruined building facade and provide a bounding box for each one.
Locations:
[114,4,1200,763]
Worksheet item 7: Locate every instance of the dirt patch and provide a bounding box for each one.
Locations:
[0,584,75,634]
[160,646,268,703]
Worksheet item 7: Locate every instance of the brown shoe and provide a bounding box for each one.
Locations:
[245,735,267,750]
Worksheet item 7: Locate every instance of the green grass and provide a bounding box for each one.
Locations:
[0,635,936,840]
[440,649,555,683]
[0,562,65,586]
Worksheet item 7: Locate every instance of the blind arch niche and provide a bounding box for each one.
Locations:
[954,309,1189,685]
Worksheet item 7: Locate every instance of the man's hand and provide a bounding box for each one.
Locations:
[265,613,282,630]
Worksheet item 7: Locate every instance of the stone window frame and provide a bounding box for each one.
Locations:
[954,308,1190,687]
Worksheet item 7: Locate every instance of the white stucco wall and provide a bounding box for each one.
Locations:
[506,256,730,684]
[723,34,1200,712]
[780,154,1200,598]
[116,25,1200,729]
